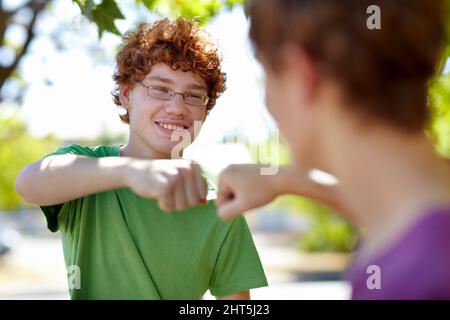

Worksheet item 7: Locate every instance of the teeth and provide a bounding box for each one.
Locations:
[157,122,185,130]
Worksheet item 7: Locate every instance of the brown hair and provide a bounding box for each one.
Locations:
[112,17,226,123]
[248,0,448,131]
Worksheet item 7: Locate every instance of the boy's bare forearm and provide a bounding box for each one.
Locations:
[15,154,130,206]
[275,166,352,220]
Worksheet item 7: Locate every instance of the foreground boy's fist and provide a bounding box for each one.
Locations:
[216,164,280,220]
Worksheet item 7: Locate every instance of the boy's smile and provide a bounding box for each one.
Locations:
[154,119,190,137]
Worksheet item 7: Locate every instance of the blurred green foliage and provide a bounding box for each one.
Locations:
[430,0,450,157]
[0,114,60,211]
[276,194,359,253]
[429,72,450,157]
[252,138,359,253]
[73,0,245,37]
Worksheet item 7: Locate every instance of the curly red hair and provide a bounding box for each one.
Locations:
[112,17,226,123]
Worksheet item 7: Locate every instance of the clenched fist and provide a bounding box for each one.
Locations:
[216,164,281,220]
[125,159,208,212]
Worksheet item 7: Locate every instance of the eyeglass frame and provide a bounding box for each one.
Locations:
[137,81,210,107]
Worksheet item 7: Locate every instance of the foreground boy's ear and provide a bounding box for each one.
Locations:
[119,86,132,110]
[280,43,320,102]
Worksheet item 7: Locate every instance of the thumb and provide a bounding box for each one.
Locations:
[216,179,234,206]
[217,197,243,221]
[216,188,231,206]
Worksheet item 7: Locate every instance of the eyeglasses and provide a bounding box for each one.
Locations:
[138,82,209,106]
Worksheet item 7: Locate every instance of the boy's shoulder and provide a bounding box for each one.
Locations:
[46,144,119,158]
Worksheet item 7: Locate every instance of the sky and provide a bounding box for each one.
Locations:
[4,0,276,148]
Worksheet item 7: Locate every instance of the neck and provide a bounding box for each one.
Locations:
[322,112,450,256]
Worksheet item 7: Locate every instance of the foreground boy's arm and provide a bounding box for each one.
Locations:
[15,154,208,212]
[217,164,353,222]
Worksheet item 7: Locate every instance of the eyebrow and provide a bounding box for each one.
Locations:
[146,76,208,91]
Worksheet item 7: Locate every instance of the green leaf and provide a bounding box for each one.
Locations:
[72,0,95,18]
[91,0,125,37]
[75,0,246,36]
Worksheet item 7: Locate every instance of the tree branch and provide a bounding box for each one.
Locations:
[11,0,35,15]
[0,0,49,98]
[0,4,14,43]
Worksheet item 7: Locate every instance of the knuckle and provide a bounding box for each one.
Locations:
[165,173,179,187]
[183,167,194,180]
[224,164,236,175]
[191,162,201,171]
[174,174,183,187]
[187,196,197,206]
[159,182,173,196]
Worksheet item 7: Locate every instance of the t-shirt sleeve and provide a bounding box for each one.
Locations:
[209,215,268,297]
[39,144,98,233]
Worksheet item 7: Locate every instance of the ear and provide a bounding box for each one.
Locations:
[119,85,132,110]
[280,44,320,102]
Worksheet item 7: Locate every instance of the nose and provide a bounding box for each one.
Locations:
[165,93,188,116]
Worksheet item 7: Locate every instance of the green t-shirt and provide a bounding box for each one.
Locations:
[40,144,267,300]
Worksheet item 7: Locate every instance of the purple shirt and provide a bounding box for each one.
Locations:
[348,207,450,300]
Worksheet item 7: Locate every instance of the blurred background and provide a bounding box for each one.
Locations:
[0,0,449,300]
